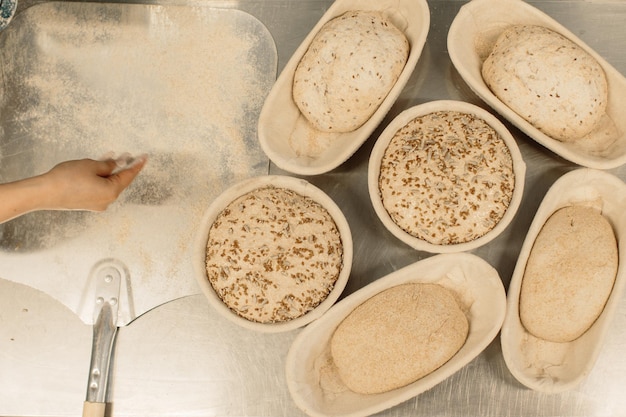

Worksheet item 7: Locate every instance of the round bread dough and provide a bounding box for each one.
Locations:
[292,10,409,133]
[520,205,618,343]
[378,110,515,245]
[482,25,608,142]
[330,283,468,394]
[205,186,343,324]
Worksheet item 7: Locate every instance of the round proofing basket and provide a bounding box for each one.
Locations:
[193,175,353,333]
[368,100,526,253]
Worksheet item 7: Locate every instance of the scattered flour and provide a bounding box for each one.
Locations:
[0,3,277,320]
[1,3,276,250]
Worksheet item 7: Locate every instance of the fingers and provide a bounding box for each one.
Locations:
[96,152,143,176]
[106,154,147,192]
[95,158,120,177]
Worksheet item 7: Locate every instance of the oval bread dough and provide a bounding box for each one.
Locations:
[519,205,618,343]
[482,25,608,142]
[293,10,409,133]
[330,283,468,394]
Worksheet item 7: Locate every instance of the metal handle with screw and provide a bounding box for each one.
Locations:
[83,263,121,417]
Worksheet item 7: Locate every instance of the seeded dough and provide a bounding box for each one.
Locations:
[482,25,608,142]
[378,110,515,245]
[292,10,409,133]
[330,283,468,394]
[520,205,618,343]
[205,186,343,323]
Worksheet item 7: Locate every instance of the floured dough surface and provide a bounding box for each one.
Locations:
[379,110,515,245]
[482,25,608,142]
[205,186,343,323]
[520,205,618,342]
[330,283,468,394]
[293,10,409,133]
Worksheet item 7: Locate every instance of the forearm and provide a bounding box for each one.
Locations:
[0,175,51,224]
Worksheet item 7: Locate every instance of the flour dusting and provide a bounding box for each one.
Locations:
[0,3,277,319]
[1,3,275,250]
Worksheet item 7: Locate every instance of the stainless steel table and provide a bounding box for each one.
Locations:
[1,0,626,416]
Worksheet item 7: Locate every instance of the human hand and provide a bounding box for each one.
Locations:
[42,155,147,211]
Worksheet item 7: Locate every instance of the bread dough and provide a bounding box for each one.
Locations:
[482,25,608,142]
[205,186,343,323]
[293,10,409,133]
[330,283,468,394]
[520,205,618,342]
[378,110,515,245]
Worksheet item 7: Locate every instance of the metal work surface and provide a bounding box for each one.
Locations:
[1,0,626,416]
[0,1,276,327]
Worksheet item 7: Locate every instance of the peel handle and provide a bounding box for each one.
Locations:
[83,302,119,417]
[82,401,106,417]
